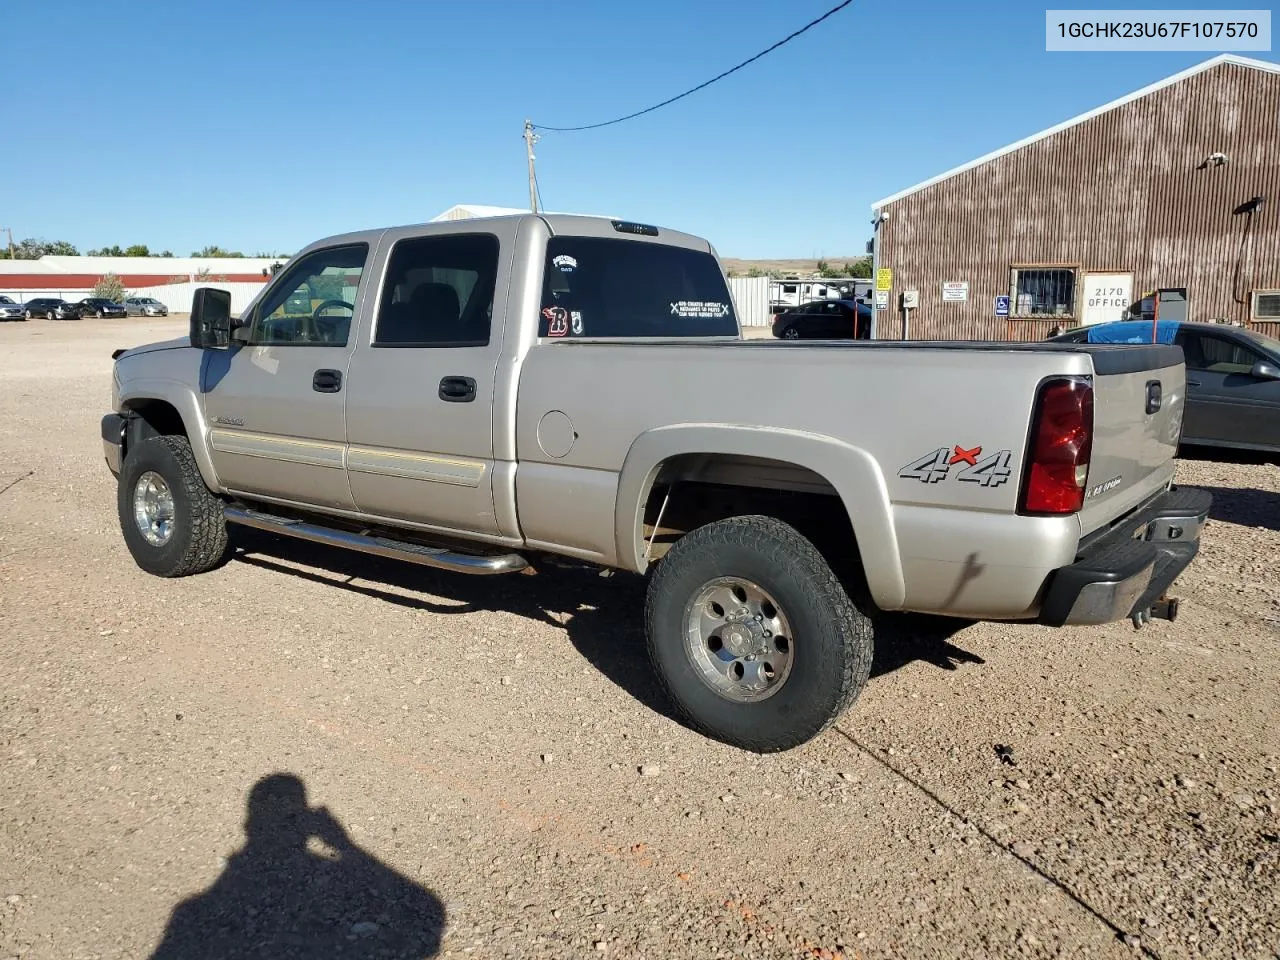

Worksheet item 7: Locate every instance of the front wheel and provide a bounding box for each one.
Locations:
[118,435,228,577]
[781,326,800,340]
[25,310,33,320]
[645,515,874,752]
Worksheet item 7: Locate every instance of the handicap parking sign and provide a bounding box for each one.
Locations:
[994,295,1010,317]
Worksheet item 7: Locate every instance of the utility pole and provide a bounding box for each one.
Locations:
[523,120,540,214]
[1,227,13,260]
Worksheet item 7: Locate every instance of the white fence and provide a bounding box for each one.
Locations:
[130,281,267,315]
[727,276,771,327]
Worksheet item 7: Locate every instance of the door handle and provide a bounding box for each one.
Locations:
[312,369,342,393]
[1186,379,1201,387]
[1145,380,1162,414]
[438,376,477,403]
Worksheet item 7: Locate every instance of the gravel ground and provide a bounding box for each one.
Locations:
[0,317,1277,960]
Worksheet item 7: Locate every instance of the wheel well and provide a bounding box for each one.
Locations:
[640,454,865,594]
[122,399,187,449]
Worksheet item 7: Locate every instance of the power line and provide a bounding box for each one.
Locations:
[532,0,855,133]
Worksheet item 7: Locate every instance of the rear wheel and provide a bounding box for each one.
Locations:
[118,435,228,577]
[645,515,873,752]
[25,310,33,320]
[96,309,104,318]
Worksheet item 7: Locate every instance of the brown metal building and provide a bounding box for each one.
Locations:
[870,54,1280,342]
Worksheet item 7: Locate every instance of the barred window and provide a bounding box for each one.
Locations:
[1011,267,1076,318]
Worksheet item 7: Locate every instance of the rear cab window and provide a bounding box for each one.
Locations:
[539,236,737,338]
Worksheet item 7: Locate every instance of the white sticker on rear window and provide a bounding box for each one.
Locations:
[552,255,577,273]
[669,300,730,319]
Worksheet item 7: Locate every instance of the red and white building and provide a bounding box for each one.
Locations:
[0,255,281,313]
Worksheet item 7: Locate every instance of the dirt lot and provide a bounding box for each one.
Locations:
[1,317,1277,960]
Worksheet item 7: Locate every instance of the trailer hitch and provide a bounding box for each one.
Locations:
[1131,596,1180,629]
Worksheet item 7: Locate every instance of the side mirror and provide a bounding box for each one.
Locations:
[189,287,233,349]
[1250,360,1280,380]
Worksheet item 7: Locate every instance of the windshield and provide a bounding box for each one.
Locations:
[539,236,737,338]
[1242,328,1280,355]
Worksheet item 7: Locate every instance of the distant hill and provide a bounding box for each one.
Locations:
[720,257,870,278]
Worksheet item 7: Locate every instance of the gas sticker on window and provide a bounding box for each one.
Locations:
[670,300,730,319]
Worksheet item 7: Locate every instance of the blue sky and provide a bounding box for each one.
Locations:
[1,0,1274,258]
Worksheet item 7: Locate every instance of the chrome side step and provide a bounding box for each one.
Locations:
[224,507,528,575]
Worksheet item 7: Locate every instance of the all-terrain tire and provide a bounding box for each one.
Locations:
[118,435,228,577]
[644,515,874,752]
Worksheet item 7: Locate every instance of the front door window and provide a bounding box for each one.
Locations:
[251,244,368,346]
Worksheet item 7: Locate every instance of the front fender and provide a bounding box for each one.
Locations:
[117,377,220,491]
[614,424,906,611]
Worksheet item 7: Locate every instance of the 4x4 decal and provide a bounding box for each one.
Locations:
[898,445,1013,488]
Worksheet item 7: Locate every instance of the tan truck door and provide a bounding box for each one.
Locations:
[200,243,369,511]
[342,227,507,537]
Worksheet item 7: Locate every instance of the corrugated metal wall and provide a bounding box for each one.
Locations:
[129,281,267,314]
[727,276,771,326]
[876,61,1280,341]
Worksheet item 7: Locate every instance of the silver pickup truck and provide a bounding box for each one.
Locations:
[101,214,1211,752]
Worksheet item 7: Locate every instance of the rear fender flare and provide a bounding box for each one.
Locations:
[614,424,906,610]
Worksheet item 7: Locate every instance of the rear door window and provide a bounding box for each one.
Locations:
[539,237,736,338]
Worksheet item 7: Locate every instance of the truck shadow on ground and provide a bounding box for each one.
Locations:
[229,531,986,725]
[1176,445,1280,532]
[148,772,444,959]
[1194,485,1280,533]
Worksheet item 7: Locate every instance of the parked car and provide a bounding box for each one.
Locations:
[0,295,26,321]
[124,297,169,317]
[1049,319,1280,453]
[19,297,67,319]
[772,299,872,340]
[50,300,83,320]
[102,214,1209,753]
[78,297,128,319]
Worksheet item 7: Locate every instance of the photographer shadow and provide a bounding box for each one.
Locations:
[148,773,445,959]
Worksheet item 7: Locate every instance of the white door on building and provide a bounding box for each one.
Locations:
[1082,272,1133,326]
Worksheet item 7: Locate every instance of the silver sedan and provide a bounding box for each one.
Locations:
[124,297,169,317]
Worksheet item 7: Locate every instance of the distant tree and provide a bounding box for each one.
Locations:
[816,259,830,275]
[93,272,125,302]
[158,249,174,257]
[746,267,764,278]
[192,245,244,258]
[88,245,126,257]
[846,258,872,279]
[124,244,151,257]
[2,238,79,259]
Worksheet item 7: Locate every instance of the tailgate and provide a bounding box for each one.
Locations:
[1076,344,1185,536]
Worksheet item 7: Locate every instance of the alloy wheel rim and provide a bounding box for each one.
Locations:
[683,577,794,702]
[132,470,175,547]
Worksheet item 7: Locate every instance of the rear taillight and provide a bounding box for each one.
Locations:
[1019,377,1094,515]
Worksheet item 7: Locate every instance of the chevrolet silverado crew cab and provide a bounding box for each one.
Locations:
[101,214,1211,752]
